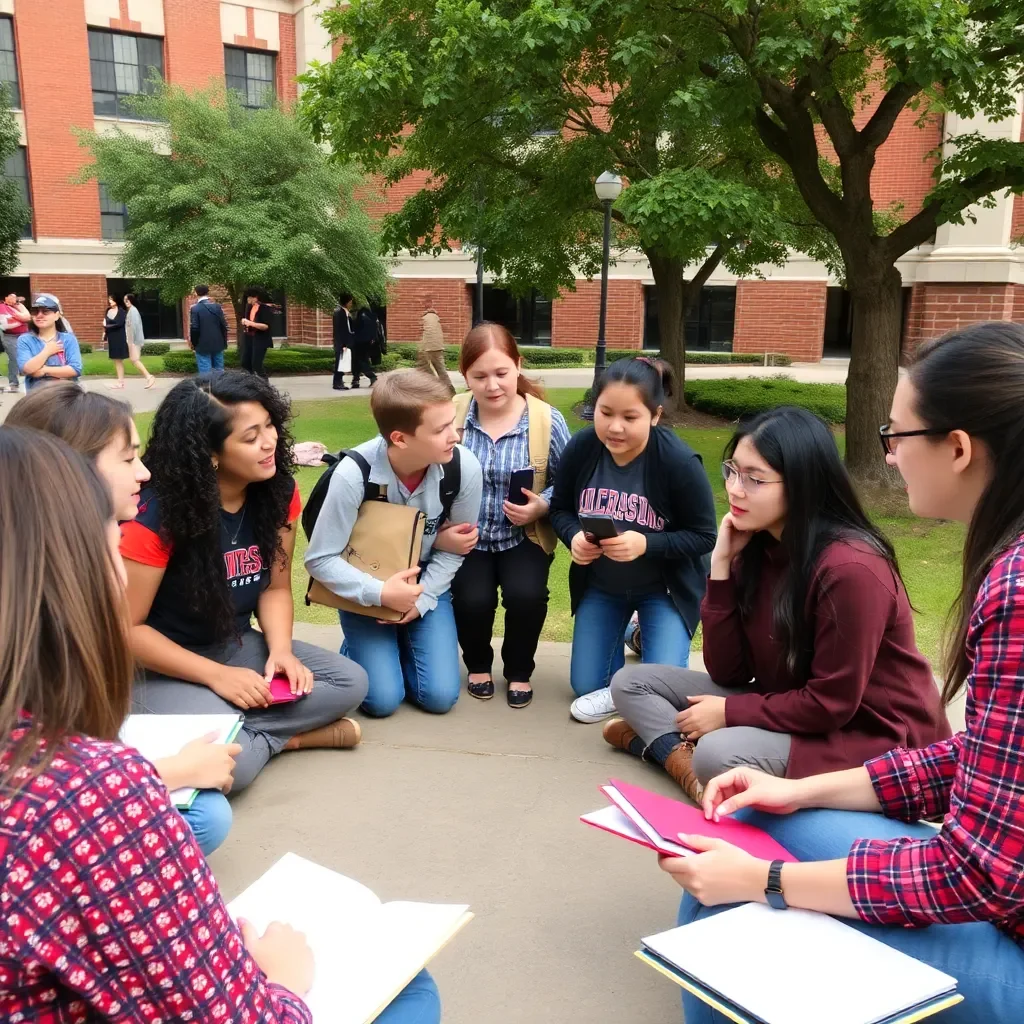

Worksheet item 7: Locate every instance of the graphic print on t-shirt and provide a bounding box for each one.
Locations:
[223,545,263,590]
[578,485,665,531]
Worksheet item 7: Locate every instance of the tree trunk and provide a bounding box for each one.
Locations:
[225,285,246,352]
[647,252,689,395]
[845,262,903,483]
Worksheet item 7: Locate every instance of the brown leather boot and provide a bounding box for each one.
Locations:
[602,718,639,752]
[284,717,361,751]
[663,741,704,804]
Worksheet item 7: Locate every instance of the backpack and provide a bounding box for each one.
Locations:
[302,446,462,543]
[373,317,387,359]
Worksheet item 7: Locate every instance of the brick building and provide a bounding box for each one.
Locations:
[3,0,1024,359]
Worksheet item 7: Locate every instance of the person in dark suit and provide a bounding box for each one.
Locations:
[332,292,354,390]
[240,286,275,379]
[188,285,229,374]
[350,302,378,388]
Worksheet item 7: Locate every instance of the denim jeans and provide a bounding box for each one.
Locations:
[570,588,690,697]
[180,789,233,857]
[377,969,440,1024]
[195,350,225,374]
[340,592,460,717]
[677,808,1024,1024]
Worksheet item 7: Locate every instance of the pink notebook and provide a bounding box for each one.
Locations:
[604,778,797,863]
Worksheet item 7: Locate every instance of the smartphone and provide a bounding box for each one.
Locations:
[507,467,535,505]
[578,513,619,541]
[269,673,307,704]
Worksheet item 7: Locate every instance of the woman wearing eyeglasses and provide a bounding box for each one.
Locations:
[605,405,950,802]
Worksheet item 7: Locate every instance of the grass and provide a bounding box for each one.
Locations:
[133,388,963,664]
[1,352,165,378]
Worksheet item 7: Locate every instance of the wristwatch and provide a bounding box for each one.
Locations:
[764,859,788,910]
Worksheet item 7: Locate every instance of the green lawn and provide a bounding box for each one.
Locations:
[134,389,963,663]
[1,352,165,378]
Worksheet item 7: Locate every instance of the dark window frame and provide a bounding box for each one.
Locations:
[99,183,128,241]
[3,145,31,239]
[470,284,551,346]
[106,278,183,339]
[225,46,277,109]
[644,285,736,352]
[88,28,165,120]
[0,16,20,108]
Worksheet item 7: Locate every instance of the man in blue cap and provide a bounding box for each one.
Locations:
[17,294,83,391]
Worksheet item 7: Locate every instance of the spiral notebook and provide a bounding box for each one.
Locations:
[638,903,962,1024]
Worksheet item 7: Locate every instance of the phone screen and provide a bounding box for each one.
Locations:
[507,468,535,506]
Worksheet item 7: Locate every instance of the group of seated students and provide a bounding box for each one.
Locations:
[1,317,1022,1022]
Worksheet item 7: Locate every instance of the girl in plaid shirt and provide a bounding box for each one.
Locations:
[658,322,1024,1023]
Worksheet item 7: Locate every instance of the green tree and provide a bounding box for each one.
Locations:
[656,0,1024,478]
[0,85,30,276]
[79,84,389,331]
[300,0,835,392]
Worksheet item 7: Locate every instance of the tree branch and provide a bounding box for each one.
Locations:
[859,81,921,152]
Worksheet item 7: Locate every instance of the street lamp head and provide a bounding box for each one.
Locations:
[594,170,623,203]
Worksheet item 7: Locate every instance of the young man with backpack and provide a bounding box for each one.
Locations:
[305,370,482,717]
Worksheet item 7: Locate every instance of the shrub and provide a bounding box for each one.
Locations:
[140,342,170,356]
[522,347,587,367]
[78,343,93,354]
[162,351,197,373]
[685,377,846,424]
[378,353,402,372]
[164,348,338,374]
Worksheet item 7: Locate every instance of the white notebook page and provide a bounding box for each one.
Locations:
[643,903,956,1024]
[228,853,471,1024]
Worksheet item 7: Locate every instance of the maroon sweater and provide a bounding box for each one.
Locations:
[701,538,951,779]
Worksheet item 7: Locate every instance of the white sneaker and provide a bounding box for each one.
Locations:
[570,686,616,723]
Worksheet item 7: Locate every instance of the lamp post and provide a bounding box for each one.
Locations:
[582,170,623,420]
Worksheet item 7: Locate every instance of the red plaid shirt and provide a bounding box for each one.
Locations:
[0,725,312,1023]
[847,538,1024,944]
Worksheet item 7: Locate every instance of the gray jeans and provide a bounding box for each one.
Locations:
[2,331,19,385]
[610,664,791,784]
[132,629,369,791]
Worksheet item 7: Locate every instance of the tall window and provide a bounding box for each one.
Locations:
[644,285,736,352]
[225,47,276,109]
[3,146,30,238]
[0,17,19,108]
[88,30,164,118]
[99,184,128,240]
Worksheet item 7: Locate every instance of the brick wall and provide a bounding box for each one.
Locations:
[16,2,100,238]
[277,12,298,108]
[387,279,472,344]
[733,281,827,361]
[551,280,644,349]
[288,301,332,346]
[164,0,224,90]
[30,275,110,345]
[902,283,1023,353]
[1011,118,1024,244]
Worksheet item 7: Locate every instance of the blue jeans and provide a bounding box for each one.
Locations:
[377,969,440,1024]
[195,350,225,374]
[677,809,1024,1023]
[570,589,690,697]
[180,789,233,857]
[340,592,460,718]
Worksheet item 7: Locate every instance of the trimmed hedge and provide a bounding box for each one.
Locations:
[78,344,93,354]
[685,377,846,424]
[605,349,791,367]
[163,348,337,374]
[140,342,170,356]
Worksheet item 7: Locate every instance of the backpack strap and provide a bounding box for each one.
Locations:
[341,449,386,502]
[452,391,472,439]
[525,394,552,492]
[438,446,461,523]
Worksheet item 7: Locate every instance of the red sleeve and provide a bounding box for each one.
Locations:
[120,519,172,568]
[288,480,302,524]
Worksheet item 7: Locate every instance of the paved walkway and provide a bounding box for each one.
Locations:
[0,361,851,420]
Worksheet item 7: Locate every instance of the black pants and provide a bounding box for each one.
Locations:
[241,332,270,378]
[332,339,348,388]
[450,538,553,682]
[350,345,377,386]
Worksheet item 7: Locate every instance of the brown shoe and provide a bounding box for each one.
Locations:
[663,741,704,804]
[284,717,361,751]
[602,718,639,753]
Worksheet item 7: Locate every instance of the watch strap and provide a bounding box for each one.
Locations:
[765,859,788,910]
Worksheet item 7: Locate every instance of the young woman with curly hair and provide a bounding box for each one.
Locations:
[120,371,369,790]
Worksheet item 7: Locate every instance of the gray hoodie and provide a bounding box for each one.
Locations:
[304,435,482,617]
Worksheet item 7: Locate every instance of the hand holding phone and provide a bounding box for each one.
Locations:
[578,513,619,542]
[507,468,535,506]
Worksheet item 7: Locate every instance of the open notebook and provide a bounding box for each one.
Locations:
[638,903,962,1024]
[227,853,473,1024]
[118,713,243,810]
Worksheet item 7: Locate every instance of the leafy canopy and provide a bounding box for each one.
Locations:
[0,84,29,276]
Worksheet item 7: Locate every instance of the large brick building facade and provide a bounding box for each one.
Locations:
[4,0,1024,359]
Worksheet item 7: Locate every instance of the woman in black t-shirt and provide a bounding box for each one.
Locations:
[121,371,369,791]
[240,286,275,379]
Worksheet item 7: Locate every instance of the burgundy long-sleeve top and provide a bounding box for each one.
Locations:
[701,537,951,779]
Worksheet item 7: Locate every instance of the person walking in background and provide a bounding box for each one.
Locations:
[0,289,29,393]
[17,293,82,392]
[189,284,229,374]
[350,300,378,389]
[105,293,155,390]
[241,286,274,379]
[123,291,157,389]
[418,297,454,396]
[332,292,354,390]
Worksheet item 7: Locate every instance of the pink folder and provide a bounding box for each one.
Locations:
[606,778,797,863]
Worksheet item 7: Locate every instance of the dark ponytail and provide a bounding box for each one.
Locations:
[908,321,1024,703]
[596,357,674,414]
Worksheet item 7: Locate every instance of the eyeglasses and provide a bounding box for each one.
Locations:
[30,307,55,315]
[878,424,952,456]
[721,461,783,491]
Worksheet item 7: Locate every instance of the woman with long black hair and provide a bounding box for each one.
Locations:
[607,406,950,801]
[241,286,275,378]
[120,371,368,790]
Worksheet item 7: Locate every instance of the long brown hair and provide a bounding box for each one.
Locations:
[5,381,133,459]
[0,428,134,786]
[459,322,545,399]
[908,322,1024,703]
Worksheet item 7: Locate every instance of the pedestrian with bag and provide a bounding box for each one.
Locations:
[189,284,229,374]
[350,301,378,389]
[332,292,354,390]
[240,286,275,379]
[418,297,454,396]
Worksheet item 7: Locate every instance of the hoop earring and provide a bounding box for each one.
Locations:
[212,459,219,471]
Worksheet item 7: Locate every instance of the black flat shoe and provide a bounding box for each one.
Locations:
[468,677,494,700]
[507,683,533,708]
